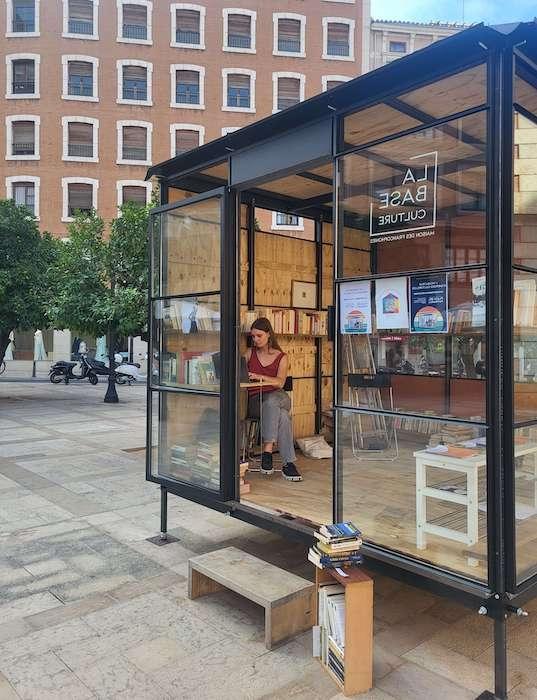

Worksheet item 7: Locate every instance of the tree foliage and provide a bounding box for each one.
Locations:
[0,199,58,362]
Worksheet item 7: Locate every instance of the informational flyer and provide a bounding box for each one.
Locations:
[340,280,372,334]
[472,276,486,327]
[375,277,409,330]
[410,273,448,333]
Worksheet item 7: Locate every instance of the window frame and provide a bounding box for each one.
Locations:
[272,71,305,114]
[170,63,205,110]
[116,179,152,209]
[5,53,40,99]
[116,59,153,106]
[62,54,99,102]
[389,40,407,54]
[62,0,99,40]
[61,115,99,163]
[61,176,98,222]
[169,122,205,158]
[6,174,40,219]
[222,8,256,55]
[222,68,255,114]
[116,0,152,45]
[170,3,205,50]
[5,114,40,160]
[221,126,240,136]
[322,16,355,61]
[116,119,152,166]
[271,211,304,231]
[6,0,40,38]
[272,12,306,58]
[322,74,351,92]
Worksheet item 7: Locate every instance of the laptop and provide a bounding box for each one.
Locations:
[212,353,251,382]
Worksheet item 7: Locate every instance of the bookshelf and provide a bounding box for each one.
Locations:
[240,307,328,337]
[315,567,373,696]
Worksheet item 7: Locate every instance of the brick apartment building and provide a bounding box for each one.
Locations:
[1,0,371,238]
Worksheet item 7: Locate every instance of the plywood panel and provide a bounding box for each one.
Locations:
[240,228,248,305]
[280,338,316,378]
[322,243,334,309]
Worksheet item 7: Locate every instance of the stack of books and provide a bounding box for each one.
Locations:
[317,581,346,685]
[308,522,363,570]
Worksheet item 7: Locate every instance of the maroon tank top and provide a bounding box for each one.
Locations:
[247,349,284,397]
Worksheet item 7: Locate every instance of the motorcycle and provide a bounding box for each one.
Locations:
[49,355,99,385]
[113,353,140,385]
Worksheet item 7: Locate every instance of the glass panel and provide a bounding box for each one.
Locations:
[339,111,487,276]
[339,408,488,580]
[152,296,220,390]
[156,197,221,298]
[514,424,537,583]
[344,64,486,148]
[150,390,220,491]
[12,59,34,93]
[176,9,200,45]
[514,270,537,423]
[338,269,486,421]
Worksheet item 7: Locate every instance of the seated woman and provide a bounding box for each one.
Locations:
[245,317,302,482]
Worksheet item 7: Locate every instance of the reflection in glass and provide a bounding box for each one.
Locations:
[338,111,487,276]
[150,390,220,490]
[514,424,537,583]
[514,271,537,423]
[338,270,486,421]
[339,409,487,580]
[152,296,220,390]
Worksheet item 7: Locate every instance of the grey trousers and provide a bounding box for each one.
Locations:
[248,389,296,464]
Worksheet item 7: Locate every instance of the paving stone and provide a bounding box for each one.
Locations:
[0,592,63,623]
[23,558,67,577]
[72,654,172,699]
[376,661,476,700]
[375,613,449,657]
[0,672,19,700]
[430,610,494,659]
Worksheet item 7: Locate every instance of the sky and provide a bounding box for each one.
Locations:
[371,0,536,26]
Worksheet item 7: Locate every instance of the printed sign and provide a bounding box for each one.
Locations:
[340,280,372,335]
[410,273,448,333]
[472,276,486,327]
[370,151,438,243]
[375,277,409,330]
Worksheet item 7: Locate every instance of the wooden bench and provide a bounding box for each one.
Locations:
[188,546,316,649]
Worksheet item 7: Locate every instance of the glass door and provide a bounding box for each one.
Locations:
[147,190,231,500]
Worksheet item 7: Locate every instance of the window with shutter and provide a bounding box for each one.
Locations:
[123,126,147,160]
[123,65,147,101]
[68,61,93,96]
[326,80,344,91]
[12,59,35,94]
[327,23,350,57]
[13,0,35,32]
[277,77,300,111]
[122,185,147,205]
[227,14,251,49]
[123,3,147,40]
[68,183,92,216]
[13,182,35,213]
[12,121,35,155]
[276,212,300,227]
[176,9,200,45]
[175,129,199,155]
[68,122,93,158]
[227,74,250,108]
[278,19,301,53]
[68,0,93,35]
[176,70,200,105]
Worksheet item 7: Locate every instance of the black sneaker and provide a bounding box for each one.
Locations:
[282,462,302,481]
[261,452,274,475]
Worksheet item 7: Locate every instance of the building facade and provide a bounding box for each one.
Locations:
[1,0,370,237]
[370,19,464,70]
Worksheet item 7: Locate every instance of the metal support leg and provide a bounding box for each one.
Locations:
[494,615,508,700]
[160,485,168,541]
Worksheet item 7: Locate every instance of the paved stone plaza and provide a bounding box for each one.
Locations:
[1,381,537,699]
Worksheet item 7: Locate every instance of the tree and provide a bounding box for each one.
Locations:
[0,199,58,365]
[50,203,149,402]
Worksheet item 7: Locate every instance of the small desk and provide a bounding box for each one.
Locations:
[415,443,537,554]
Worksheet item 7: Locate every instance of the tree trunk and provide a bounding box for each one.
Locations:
[104,327,119,403]
[0,330,10,367]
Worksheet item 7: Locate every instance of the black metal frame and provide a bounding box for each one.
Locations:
[146,23,537,700]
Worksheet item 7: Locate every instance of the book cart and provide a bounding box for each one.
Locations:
[146,22,537,699]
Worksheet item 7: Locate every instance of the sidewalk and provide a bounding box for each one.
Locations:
[0,381,535,698]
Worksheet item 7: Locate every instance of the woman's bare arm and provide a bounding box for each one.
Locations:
[248,354,288,388]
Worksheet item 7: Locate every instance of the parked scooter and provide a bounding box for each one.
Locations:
[49,355,99,385]
[113,353,140,385]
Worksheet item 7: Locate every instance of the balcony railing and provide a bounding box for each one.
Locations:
[278,38,300,53]
[12,80,35,94]
[122,23,147,40]
[227,91,250,108]
[277,97,299,111]
[123,147,147,161]
[12,19,35,32]
[68,79,93,97]
[176,29,200,44]
[327,41,350,57]
[228,34,251,49]
[176,88,200,105]
[68,143,93,158]
[12,142,35,155]
[123,85,147,101]
[68,18,93,34]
